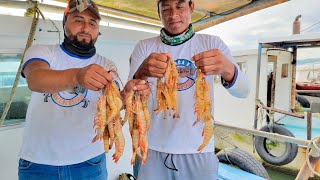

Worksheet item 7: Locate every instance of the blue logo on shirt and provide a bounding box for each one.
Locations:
[175,59,196,91]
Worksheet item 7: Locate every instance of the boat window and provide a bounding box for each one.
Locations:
[281,63,289,78]
[0,53,30,126]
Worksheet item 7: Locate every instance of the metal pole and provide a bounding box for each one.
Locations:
[307,111,312,140]
[291,47,297,110]
[254,43,263,130]
[296,90,320,94]
[215,121,309,147]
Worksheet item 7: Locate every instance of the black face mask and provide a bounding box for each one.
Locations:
[62,32,96,58]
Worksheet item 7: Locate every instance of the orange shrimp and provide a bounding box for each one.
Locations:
[122,89,135,126]
[141,135,148,164]
[142,95,150,130]
[197,121,214,152]
[105,83,120,124]
[194,68,214,152]
[112,116,125,163]
[135,94,147,139]
[155,58,180,119]
[92,94,107,143]
[103,126,110,152]
[131,129,140,165]
[127,91,151,165]
[172,83,180,118]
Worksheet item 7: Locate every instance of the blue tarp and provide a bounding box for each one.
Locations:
[218,163,266,180]
[278,115,320,140]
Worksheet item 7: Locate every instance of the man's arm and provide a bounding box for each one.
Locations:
[192,48,250,98]
[24,61,113,93]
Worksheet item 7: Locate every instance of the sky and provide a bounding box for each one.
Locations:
[199,0,320,59]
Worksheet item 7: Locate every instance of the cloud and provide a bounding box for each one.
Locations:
[199,0,320,58]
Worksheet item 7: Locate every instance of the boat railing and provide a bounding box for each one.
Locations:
[257,102,305,119]
[256,99,305,119]
[297,90,320,94]
[306,102,320,140]
[215,121,310,147]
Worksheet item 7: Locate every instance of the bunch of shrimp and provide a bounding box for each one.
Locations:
[92,81,125,163]
[194,69,214,152]
[122,90,150,165]
[155,58,180,118]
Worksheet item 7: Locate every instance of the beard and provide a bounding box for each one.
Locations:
[70,33,95,49]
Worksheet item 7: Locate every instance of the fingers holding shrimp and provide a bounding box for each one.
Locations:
[122,79,151,99]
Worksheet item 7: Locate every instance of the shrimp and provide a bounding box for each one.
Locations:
[103,126,110,153]
[127,91,151,165]
[197,121,214,152]
[135,94,147,140]
[107,117,115,149]
[92,94,107,143]
[131,129,140,165]
[105,82,121,124]
[92,73,126,162]
[122,89,135,126]
[112,116,125,163]
[156,58,180,118]
[172,83,180,118]
[141,135,148,164]
[194,68,214,152]
[142,95,150,130]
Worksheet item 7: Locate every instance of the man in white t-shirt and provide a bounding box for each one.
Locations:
[129,0,250,179]
[18,0,150,179]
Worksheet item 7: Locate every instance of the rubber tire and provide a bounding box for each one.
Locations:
[216,148,270,179]
[255,124,298,166]
[296,94,310,108]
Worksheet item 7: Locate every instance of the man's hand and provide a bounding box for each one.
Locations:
[122,79,150,99]
[134,53,170,79]
[76,64,114,91]
[192,49,235,82]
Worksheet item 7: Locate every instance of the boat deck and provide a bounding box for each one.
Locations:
[278,115,320,140]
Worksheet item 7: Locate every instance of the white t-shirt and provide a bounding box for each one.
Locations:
[129,34,250,154]
[19,44,116,166]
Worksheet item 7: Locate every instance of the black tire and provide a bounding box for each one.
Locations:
[296,94,310,108]
[255,124,298,166]
[216,148,270,179]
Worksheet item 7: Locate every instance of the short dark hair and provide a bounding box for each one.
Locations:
[157,0,192,17]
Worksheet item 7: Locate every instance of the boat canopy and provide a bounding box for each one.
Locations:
[2,0,289,32]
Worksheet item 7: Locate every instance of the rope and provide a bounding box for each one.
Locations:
[215,128,237,148]
[256,99,271,121]
[0,1,42,127]
[306,136,320,177]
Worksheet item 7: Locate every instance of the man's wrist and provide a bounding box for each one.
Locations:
[221,63,235,82]
[70,68,81,87]
[133,69,146,80]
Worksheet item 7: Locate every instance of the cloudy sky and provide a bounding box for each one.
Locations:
[199,0,320,59]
